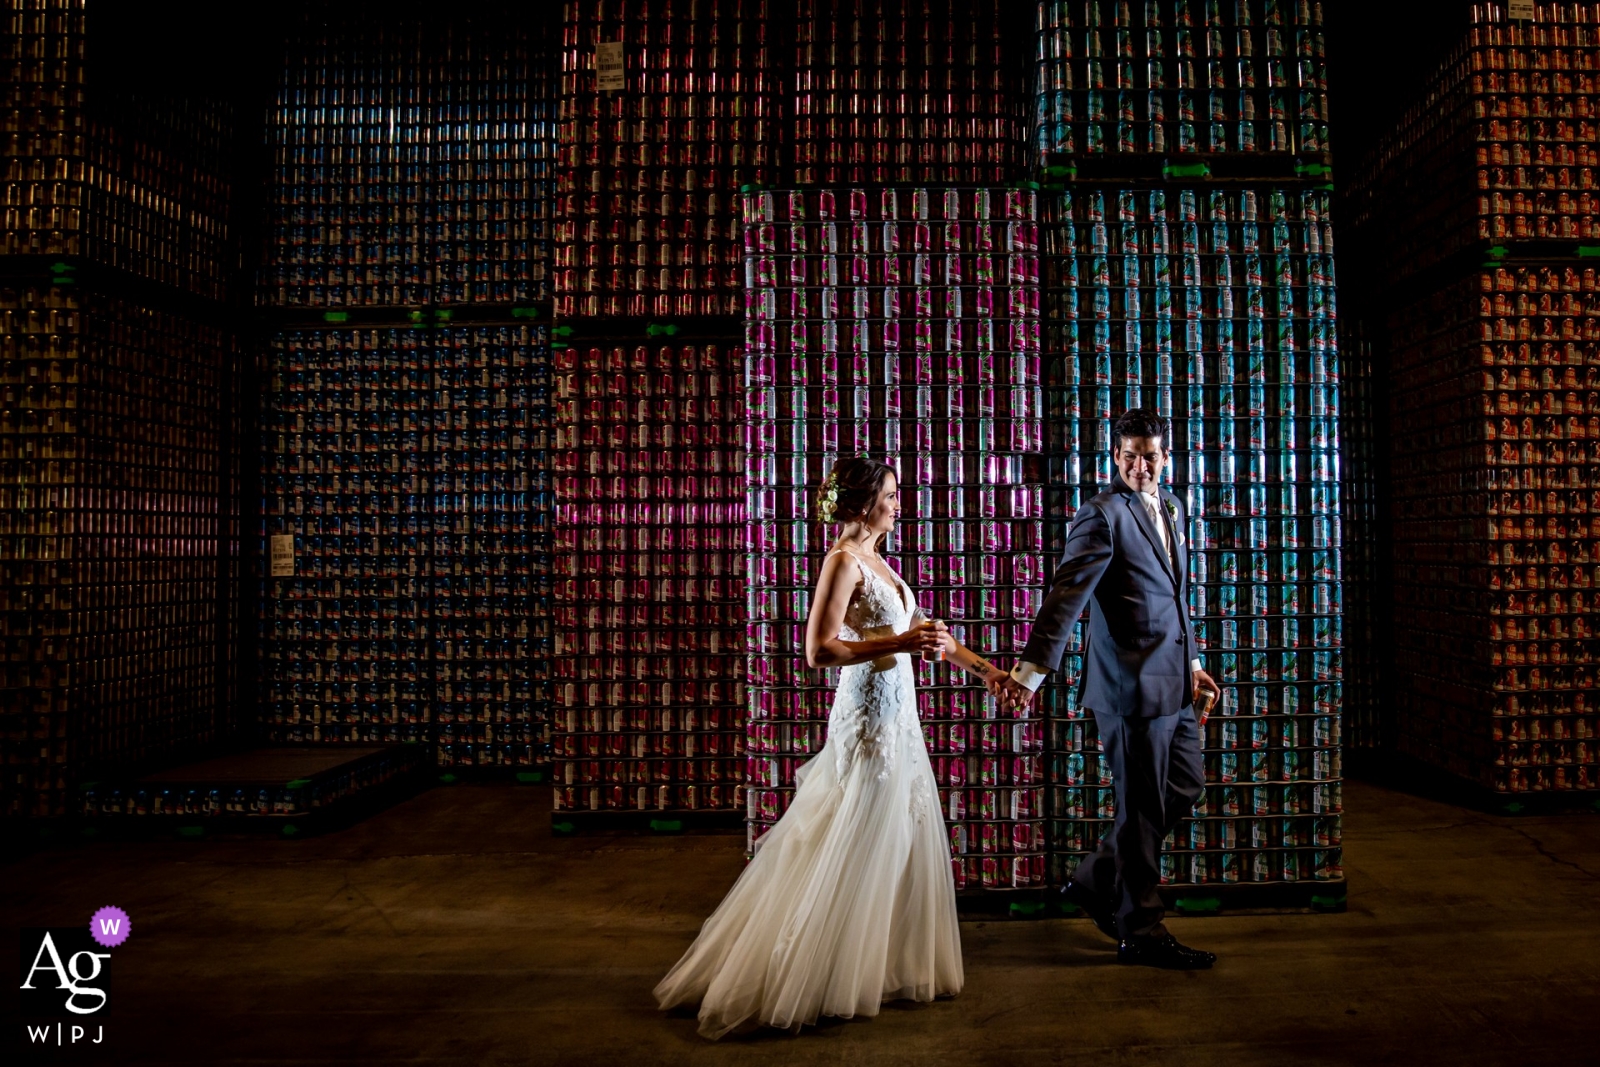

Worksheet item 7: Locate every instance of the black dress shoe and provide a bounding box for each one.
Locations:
[1060,881,1118,941]
[1116,934,1216,970]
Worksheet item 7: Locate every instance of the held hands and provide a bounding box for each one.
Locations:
[899,619,949,658]
[1192,668,1222,724]
[985,671,1035,711]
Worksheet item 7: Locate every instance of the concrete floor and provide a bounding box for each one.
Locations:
[3,780,1598,1067]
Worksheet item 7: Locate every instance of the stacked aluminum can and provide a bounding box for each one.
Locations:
[1033,0,1330,159]
[742,185,1050,890]
[550,342,749,815]
[1043,184,1345,885]
[553,0,774,319]
[257,326,554,769]
[1349,2,1600,795]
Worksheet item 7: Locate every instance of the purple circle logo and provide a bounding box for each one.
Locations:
[90,906,131,948]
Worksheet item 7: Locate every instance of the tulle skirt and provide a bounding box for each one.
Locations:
[653,719,963,1039]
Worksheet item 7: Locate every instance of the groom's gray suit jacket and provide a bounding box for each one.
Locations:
[1020,473,1198,719]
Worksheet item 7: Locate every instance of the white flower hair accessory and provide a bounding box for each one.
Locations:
[817,471,840,523]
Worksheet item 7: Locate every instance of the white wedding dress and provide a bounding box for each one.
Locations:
[654,553,964,1039]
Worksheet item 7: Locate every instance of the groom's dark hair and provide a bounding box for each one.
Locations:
[1112,408,1169,451]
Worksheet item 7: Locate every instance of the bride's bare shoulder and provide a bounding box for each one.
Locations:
[818,547,866,589]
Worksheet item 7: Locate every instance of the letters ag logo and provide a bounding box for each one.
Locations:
[19,929,111,1017]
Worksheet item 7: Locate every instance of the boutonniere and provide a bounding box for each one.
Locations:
[1163,497,1185,545]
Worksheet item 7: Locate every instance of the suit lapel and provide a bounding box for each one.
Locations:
[1122,489,1177,587]
[1160,491,1185,589]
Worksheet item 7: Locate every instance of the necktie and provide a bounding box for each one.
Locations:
[1141,492,1173,568]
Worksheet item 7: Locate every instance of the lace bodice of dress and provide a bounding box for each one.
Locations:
[828,552,920,781]
[837,554,914,643]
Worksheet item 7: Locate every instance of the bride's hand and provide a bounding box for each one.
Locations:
[898,620,946,656]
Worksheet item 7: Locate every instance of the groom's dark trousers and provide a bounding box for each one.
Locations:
[1020,473,1206,940]
[1076,708,1204,938]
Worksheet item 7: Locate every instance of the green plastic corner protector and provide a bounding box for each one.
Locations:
[1164,162,1210,179]
[510,306,540,319]
[177,826,204,839]
[1310,892,1346,910]
[515,771,545,784]
[552,325,574,337]
[1057,898,1082,915]
[281,823,300,837]
[283,778,311,790]
[438,773,458,785]
[551,820,577,835]
[1017,181,1042,191]
[1043,164,1076,180]
[1008,900,1047,918]
[650,818,685,833]
[1485,244,1509,260]
[1576,245,1600,258]
[1174,895,1221,915]
[78,826,100,839]
[1502,801,1525,815]
[322,311,349,323]
[435,309,453,322]
[409,310,426,323]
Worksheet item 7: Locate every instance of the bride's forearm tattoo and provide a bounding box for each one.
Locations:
[964,657,999,678]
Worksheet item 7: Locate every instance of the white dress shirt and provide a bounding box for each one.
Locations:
[1012,487,1203,692]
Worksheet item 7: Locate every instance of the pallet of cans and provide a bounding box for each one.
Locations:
[550,339,748,820]
[742,185,1050,890]
[256,325,554,770]
[77,743,431,822]
[1348,3,1600,796]
[2,0,235,297]
[0,282,241,818]
[1335,321,1382,753]
[1,0,242,819]
[261,10,554,308]
[1377,263,1600,793]
[553,0,772,319]
[788,0,1027,187]
[1042,183,1345,886]
[1032,0,1330,163]
[257,10,556,772]
[1347,3,1600,289]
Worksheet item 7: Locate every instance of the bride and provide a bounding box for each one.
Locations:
[655,457,1008,1039]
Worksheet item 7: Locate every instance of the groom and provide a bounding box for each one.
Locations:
[991,408,1221,970]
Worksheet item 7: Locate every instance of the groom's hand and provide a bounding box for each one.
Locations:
[986,673,1033,710]
[1191,668,1221,724]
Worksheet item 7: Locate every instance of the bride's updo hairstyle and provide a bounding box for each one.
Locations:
[816,456,897,525]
